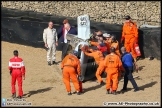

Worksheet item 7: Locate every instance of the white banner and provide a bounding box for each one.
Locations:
[77,14,90,40]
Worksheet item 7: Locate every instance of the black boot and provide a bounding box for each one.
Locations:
[68,92,72,95]
[134,88,139,92]
[17,96,22,99]
[120,88,127,93]
[100,81,105,86]
[112,90,117,95]
[52,61,57,65]
[48,61,51,66]
[12,93,16,98]
[106,89,111,94]
[76,91,81,95]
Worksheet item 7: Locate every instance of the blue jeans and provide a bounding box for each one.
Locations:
[123,67,138,90]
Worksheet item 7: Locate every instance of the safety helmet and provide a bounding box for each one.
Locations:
[72,50,78,56]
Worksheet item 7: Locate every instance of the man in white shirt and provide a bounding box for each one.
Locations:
[64,25,68,43]
[43,21,58,66]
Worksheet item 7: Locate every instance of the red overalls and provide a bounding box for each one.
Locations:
[8,56,26,96]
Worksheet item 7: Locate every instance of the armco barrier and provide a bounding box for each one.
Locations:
[1,7,161,60]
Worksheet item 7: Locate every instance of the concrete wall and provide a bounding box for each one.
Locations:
[1,1,161,27]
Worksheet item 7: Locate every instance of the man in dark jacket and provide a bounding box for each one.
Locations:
[58,20,77,60]
[120,46,139,93]
[57,19,69,42]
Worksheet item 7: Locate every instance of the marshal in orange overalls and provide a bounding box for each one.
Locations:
[82,47,105,84]
[104,52,124,92]
[61,54,81,93]
[121,21,138,60]
[110,40,121,58]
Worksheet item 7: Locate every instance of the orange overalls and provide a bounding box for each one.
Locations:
[83,49,105,83]
[104,53,123,91]
[110,40,121,58]
[61,54,81,92]
[90,41,99,46]
[121,21,138,59]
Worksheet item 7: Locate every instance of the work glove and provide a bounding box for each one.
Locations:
[88,40,91,44]
[78,75,84,82]
[89,33,93,39]
[87,39,92,46]
[10,70,12,75]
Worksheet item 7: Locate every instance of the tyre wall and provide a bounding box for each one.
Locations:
[1,8,161,60]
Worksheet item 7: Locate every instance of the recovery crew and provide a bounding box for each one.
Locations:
[104,47,124,95]
[89,31,109,56]
[81,45,106,85]
[120,15,139,62]
[61,50,82,95]
[89,31,103,46]
[110,34,121,58]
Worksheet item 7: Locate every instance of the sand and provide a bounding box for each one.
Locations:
[1,41,161,107]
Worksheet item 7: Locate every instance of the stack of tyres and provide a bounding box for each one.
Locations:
[27,10,36,18]
[35,12,43,19]
[13,9,26,17]
[6,8,18,17]
[1,7,8,16]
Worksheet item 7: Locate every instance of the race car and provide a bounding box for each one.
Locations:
[64,33,106,82]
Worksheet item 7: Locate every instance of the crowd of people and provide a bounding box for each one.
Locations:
[60,15,140,95]
[8,15,140,98]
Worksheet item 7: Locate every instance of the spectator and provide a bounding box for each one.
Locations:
[43,21,58,65]
[60,23,77,60]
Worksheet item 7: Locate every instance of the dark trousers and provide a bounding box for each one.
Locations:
[123,67,138,90]
[60,42,69,60]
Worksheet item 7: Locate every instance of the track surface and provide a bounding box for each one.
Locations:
[2,41,161,106]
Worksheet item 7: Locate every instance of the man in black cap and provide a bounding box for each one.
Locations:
[81,45,106,85]
[120,15,139,62]
[125,15,131,20]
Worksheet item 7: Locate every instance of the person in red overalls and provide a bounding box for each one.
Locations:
[8,50,26,99]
